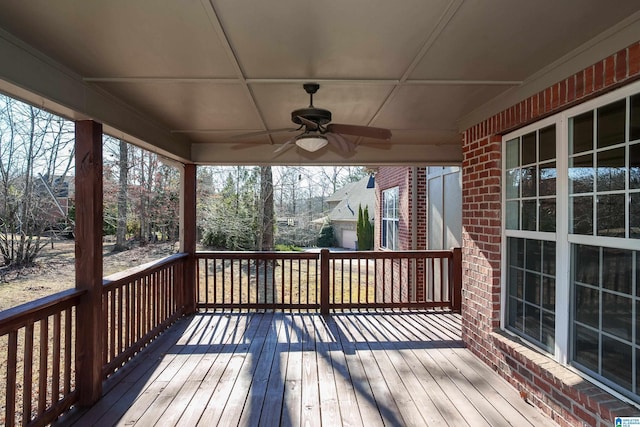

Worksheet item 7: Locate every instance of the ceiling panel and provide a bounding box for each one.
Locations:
[410,0,640,81]
[96,82,261,130]
[374,84,506,131]
[0,0,237,78]
[212,0,452,79]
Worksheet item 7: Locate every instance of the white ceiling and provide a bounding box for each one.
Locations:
[0,0,639,165]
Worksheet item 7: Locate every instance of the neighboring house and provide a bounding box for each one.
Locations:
[375,166,462,302]
[35,174,75,227]
[375,166,461,252]
[325,175,375,249]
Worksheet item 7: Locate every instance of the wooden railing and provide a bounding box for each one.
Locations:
[197,252,321,310]
[0,253,188,427]
[0,289,83,427]
[102,253,188,378]
[196,248,462,313]
[0,248,460,426]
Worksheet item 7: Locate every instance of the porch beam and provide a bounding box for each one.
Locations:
[74,120,104,405]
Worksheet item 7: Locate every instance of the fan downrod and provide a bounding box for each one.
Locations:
[292,82,331,126]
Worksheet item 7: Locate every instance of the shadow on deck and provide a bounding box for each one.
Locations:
[59,311,555,427]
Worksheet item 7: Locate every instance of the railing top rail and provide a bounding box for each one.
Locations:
[0,288,85,335]
[327,249,454,260]
[196,251,320,260]
[102,252,188,291]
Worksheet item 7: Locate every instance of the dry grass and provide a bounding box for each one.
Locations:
[198,257,378,306]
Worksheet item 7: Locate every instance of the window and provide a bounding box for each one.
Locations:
[382,187,399,250]
[504,122,557,352]
[505,124,557,232]
[507,237,556,352]
[502,81,640,403]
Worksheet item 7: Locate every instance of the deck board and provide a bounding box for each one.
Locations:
[61,311,558,427]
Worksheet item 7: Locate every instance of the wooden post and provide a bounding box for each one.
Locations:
[74,120,104,405]
[180,163,197,314]
[320,249,330,315]
[450,247,463,313]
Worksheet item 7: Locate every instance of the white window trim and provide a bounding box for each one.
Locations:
[381,186,399,250]
[501,78,640,402]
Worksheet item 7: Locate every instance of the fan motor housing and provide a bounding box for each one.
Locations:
[291,107,332,126]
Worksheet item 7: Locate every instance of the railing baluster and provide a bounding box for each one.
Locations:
[23,322,34,425]
[64,308,72,395]
[118,286,124,355]
[52,312,61,405]
[38,316,49,416]
[6,330,18,427]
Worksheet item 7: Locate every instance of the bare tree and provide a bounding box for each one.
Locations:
[258,166,274,251]
[0,96,74,267]
[114,139,129,251]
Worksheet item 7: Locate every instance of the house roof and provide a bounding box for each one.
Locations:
[0,2,639,165]
[327,176,375,223]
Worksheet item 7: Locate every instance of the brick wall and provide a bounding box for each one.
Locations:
[461,41,640,426]
[375,166,430,301]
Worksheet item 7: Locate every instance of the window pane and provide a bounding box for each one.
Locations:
[505,169,520,199]
[597,99,626,148]
[522,132,537,165]
[506,138,520,169]
[542,241,556,276]
[525,272,541,304]
[602,247,632,294]
[631,143,640,189]
[574,245,599,286]
[539,162,556,196]
[508,237,524,268]
[575,285,599,328]
[521,166,537,197]
[632,94,640,141]
[542,312,555,350]
[539,125,556,162]
[597,194,625,237]
[509,297,524,330]
[597,147,626,192]
[542,277,555,310]
[602,337,632,391]
[570,196,593,235]
[506,201,520,230]
[631,193,640,238]
[525,239,541,271]
[522,200,537,231]
[524,304,541,341]
[602,292,632,341]
[574,325,599,372]
[571,111,594,154]
[539,199,556,232]
[569,154,594,194]
[510,267,524,299]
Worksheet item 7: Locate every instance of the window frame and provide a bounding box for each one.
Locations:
[381,186,399,250]
[501,79,640,404]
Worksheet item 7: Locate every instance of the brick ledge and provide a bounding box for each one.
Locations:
[489,331,638,426]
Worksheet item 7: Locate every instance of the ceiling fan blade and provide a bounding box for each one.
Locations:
[273,136,297,154]
[326,132,355,152]
[231,127,296,139]
[327,123,392,140]
[295,115,320,131]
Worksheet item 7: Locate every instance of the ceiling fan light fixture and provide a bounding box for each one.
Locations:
[295,135,328,152]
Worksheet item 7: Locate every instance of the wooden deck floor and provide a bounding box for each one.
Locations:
[60,311,555,427]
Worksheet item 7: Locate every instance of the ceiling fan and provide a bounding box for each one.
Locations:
[235,83,392,154]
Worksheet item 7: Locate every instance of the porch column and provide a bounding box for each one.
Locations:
[180,163,197,314]
[74,120,104,405]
